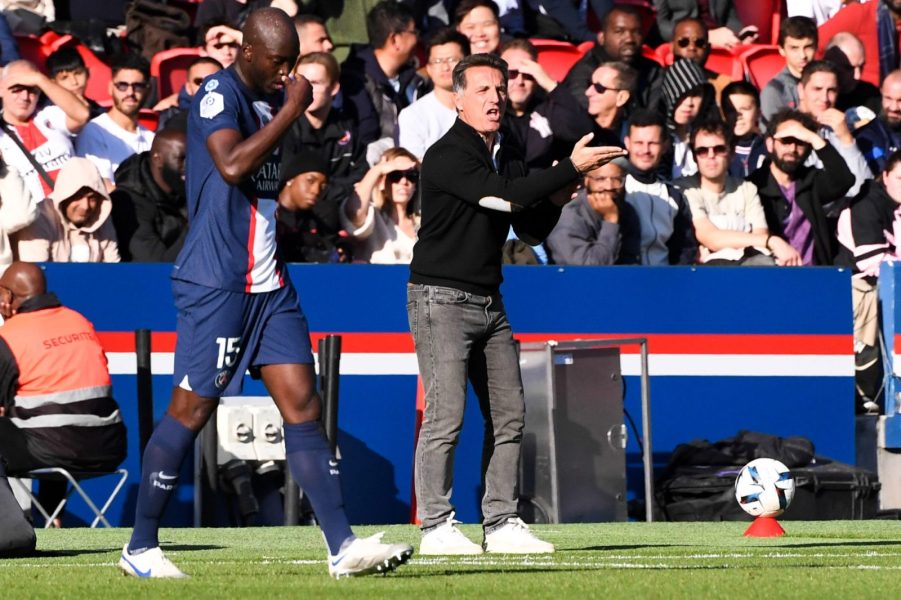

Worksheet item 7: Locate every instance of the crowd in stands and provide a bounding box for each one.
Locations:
[0,0,898,296]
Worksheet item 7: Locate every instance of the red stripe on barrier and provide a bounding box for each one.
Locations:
[97,331,851,355]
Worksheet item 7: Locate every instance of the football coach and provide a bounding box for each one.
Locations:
[407,52,626,556]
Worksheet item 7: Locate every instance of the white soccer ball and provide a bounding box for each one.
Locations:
[734,458,795,517]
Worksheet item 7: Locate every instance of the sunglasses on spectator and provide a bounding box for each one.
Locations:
[113,81,149,93]
[590,81,622,94]
[677,37,708,49]
[387,169,419,183]
[508,69,534,82]
[693,144,729,157]
[191,77,205,86]
[774,136,810,148]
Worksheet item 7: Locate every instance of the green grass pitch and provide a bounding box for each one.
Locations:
[3,522,901,598]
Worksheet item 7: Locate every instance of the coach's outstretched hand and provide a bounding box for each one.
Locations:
[282,73,313,120]
[569,133,627,174]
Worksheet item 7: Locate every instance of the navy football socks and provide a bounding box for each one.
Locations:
[128,415,195,554]
[284,421,354,555]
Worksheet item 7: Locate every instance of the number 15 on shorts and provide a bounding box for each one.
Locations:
[216,336,241,369]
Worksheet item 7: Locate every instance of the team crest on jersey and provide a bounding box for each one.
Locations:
[200,92,224,119]
[205,79,219,92]
[337,130,352,146]
[214,369,231,389]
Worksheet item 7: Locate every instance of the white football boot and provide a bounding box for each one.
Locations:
[119,544,188,578]
[328,533,413,578]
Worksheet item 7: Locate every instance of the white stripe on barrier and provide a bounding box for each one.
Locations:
[106,352,853,378]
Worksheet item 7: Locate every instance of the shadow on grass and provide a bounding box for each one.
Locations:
[778,540,901,549]
[571,544,692,552]
[159,544,226,552]
[399,565,733,577]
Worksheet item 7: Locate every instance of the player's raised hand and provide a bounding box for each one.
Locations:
[569,133,627,173]
[282,73,313,118]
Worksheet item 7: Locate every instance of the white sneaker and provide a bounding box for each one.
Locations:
[483,517,555,554]
[118,544,188,578]
[419,512,484,555]
[328,533,413,578]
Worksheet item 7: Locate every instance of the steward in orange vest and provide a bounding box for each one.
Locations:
[0,262,125,484]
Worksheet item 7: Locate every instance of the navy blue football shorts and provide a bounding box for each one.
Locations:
[171,279,314,397]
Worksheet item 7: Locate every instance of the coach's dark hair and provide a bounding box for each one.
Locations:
[427,27,471,58]
[189,56,224,72]
[800,59,838,86]
[110,52,150,80]
[452,52,507,93]
[778,16,817,47]
[295,13,325,29]
[689,118,734,152]
[454,0,500,26]
[673,16,708,36]
[766,108,818,138]
[366,0,415,49]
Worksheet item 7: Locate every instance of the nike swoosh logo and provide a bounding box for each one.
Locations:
[158,472,178,480]
[330,555,345,567]
[122,554,152,577]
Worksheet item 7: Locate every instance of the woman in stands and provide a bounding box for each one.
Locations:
[341,147,420,264]
[455,0,502,55]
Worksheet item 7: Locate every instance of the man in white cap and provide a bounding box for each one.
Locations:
[13,156,119,262]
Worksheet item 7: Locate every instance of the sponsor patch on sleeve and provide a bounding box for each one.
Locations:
[199,92,224,119]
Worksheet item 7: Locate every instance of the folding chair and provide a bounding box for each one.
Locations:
[12,467,128,528]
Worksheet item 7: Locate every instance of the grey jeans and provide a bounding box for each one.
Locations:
[407,283,524,532]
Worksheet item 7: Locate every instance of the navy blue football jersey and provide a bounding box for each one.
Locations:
[175,66,286,293]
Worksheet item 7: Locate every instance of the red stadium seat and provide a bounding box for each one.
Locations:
[735,0,785,46]
[13,35,50,70]
[739,45,786,90]
[150,47,203,100]
[656,44,744,80]
[137,108,160,132]
[532,39,584,82]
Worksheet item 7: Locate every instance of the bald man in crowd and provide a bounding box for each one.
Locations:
[824,32,880,114]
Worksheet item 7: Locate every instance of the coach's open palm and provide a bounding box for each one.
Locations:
[569,133,627,174]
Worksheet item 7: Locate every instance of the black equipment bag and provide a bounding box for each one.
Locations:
[787,459,881,520]
[655,458,881,522]
[124,0,192,62]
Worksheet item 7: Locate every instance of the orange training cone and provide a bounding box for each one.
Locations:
[743,516,786,537]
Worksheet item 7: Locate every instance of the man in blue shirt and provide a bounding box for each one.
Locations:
[119,8,412,580]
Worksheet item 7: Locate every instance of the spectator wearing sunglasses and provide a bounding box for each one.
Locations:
[341,147,420,264]
[155,57,223,131]
[583,61,636,145]
[671,17,731,105]
[500,38,596,169]
[675,119,799,266]
[748,109,854,266]
[0,60,90,204]
[75,53,154,188]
